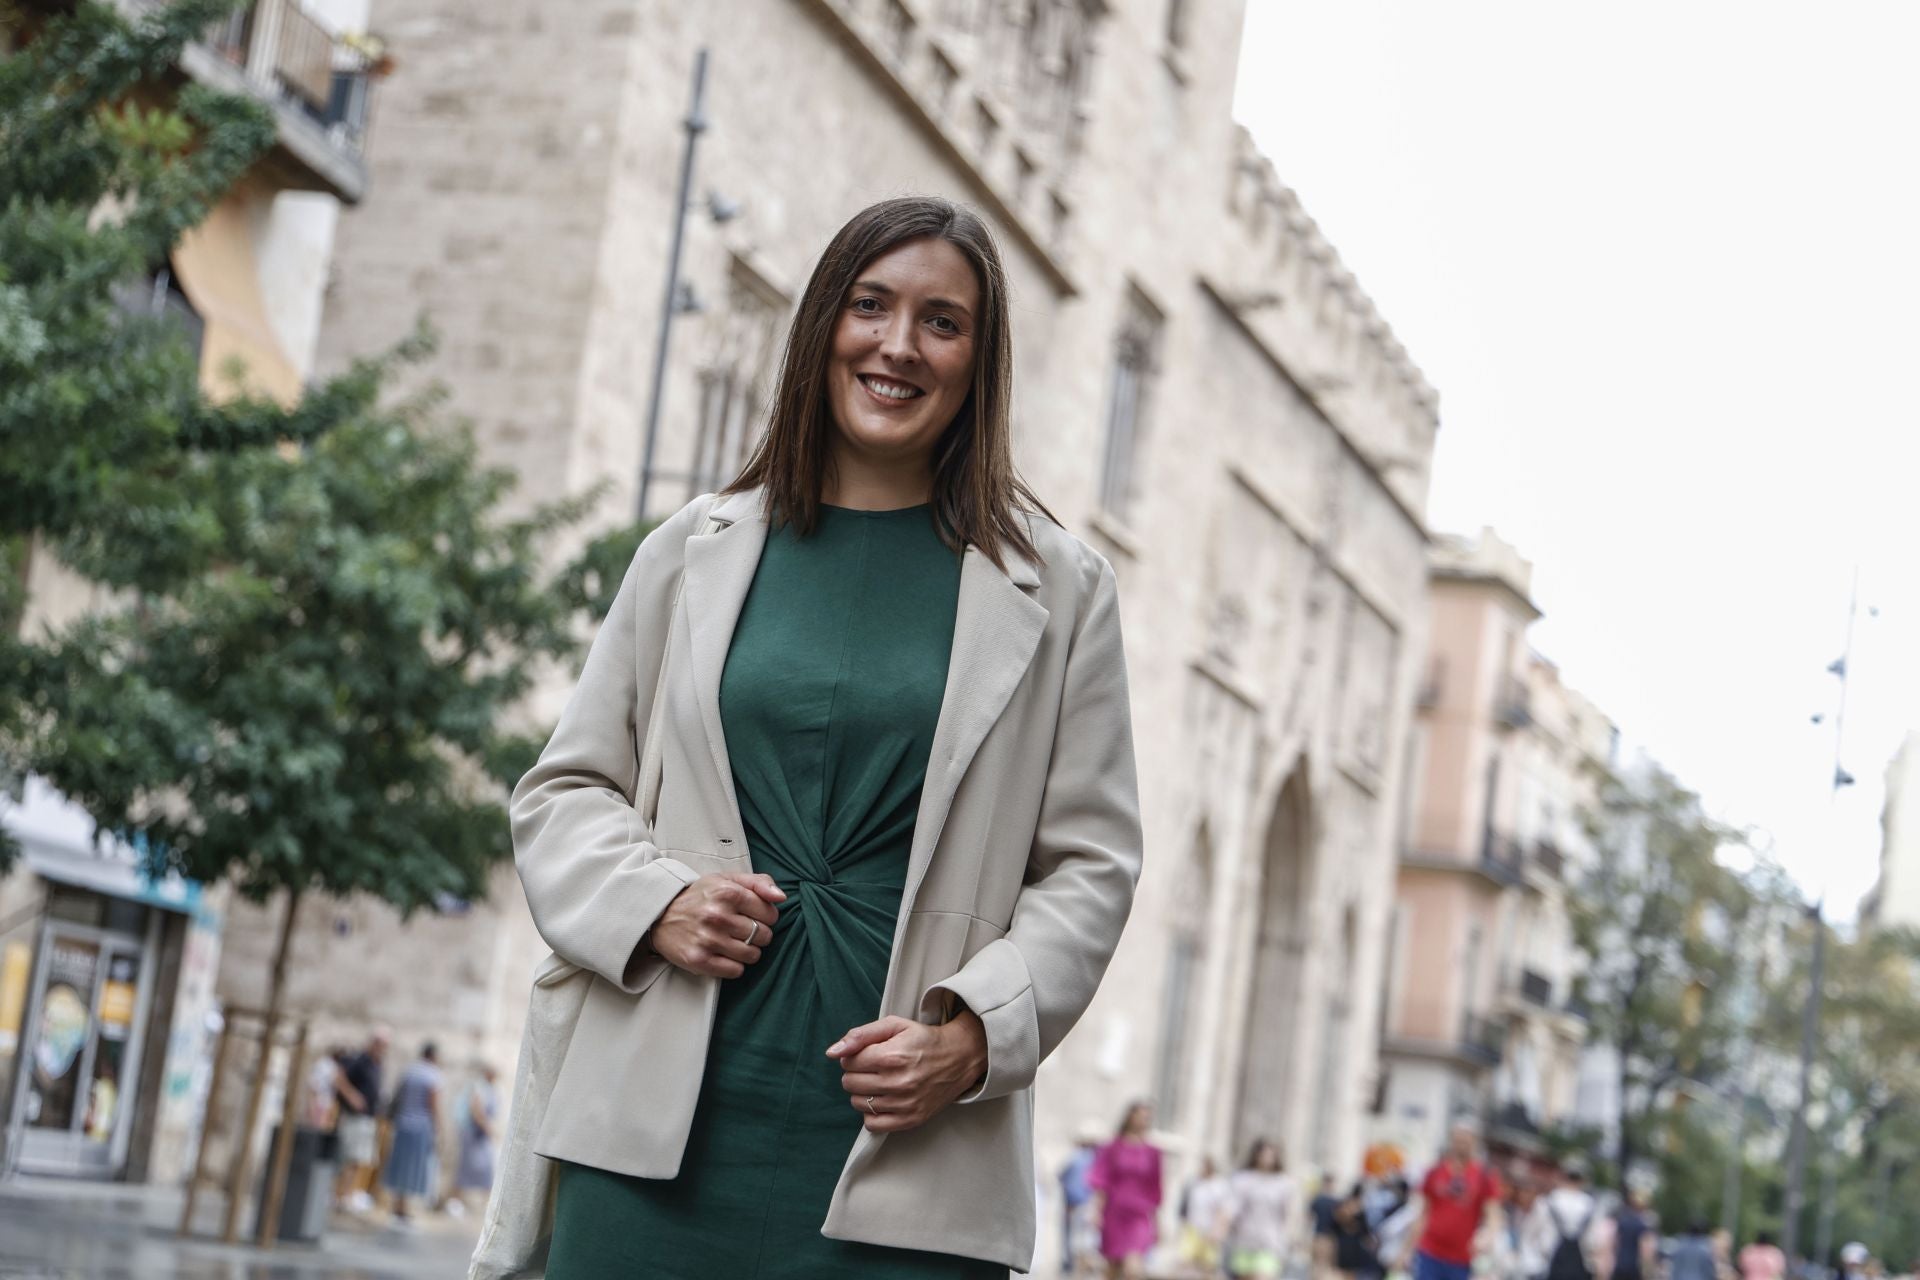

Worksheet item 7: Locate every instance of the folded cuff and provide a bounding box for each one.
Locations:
[607,857,698,994]
[922,938,1038,1103]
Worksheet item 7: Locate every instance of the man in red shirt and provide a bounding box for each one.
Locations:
[1398,1121,1506,1280]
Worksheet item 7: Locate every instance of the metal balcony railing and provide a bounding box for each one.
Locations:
[124,0,378,199]
[1520,968,1554,1007]
[1533,838,1566,879]
[1494,677,1533,731]
[203,0,376,154]
[1459,1014,1505,1067]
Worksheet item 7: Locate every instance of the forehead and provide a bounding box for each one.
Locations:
[855,236,980,307]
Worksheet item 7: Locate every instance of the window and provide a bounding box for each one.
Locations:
[1166,0,1192,49]
[1097,285,1164,522]
[929,46,960,112]
[686,258,787,500]
[884,0,915,63]
[111,261,204,362]
[1152,830,1212,1126]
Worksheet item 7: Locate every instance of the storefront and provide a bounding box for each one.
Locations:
[0,778,221,1184]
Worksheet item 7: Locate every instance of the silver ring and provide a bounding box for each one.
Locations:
[865,1096,880,1117]
[739,921,759,946]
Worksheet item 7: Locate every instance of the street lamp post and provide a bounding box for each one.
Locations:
[1781,568,1862,1263]
[637,47,710,523]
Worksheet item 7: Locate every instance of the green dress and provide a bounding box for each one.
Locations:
[548,504,1004,1279]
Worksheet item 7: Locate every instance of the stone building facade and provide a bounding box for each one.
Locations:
[223,0,1443,1251]
[1373,529,1617,1171]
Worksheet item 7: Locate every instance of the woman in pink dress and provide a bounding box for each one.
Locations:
[1090,1101,1164,1279]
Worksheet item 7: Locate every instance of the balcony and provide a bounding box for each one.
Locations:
[1494,677,1533,731]
[1520,968,1554,1007]
[131,0,379,202]
[1383,1012,1506,1072]
[1459,1014,1505,1067]
[1479,832,1529,888]
[1533,838,1566,880]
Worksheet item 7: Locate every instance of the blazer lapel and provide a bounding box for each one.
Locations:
[680,490,767,838]
[901,540,1048,914]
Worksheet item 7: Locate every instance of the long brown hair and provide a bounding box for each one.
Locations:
[723,196,1054,572]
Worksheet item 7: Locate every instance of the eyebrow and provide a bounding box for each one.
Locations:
[852,279,974,317]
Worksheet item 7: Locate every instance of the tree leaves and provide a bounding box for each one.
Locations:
[1,3,598,924]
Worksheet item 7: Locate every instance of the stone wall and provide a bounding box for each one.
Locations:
[263,0,1447,1256]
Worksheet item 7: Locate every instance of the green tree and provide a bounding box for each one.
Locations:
[1762,924,1920,1263]
[1570,764,1760,1182]
[0,1,600,1028]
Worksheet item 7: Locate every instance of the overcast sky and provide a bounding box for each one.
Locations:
[1233,2,1920,918]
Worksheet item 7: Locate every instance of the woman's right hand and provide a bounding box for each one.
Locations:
[647,872,785,978]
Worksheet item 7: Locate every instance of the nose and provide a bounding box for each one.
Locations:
[876,309,920,367]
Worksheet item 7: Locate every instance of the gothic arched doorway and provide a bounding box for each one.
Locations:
[1234,770,1314,1158]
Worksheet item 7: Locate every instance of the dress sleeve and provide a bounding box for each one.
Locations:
[510,498,711,991]
[926,556,1142,1100]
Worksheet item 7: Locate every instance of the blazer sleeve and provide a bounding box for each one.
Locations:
[927,556,1142,1101]
[509,498,709,993]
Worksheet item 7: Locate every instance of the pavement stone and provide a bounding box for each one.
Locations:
[0,1176,476,1279]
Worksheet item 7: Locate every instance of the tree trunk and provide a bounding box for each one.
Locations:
[267,889,302,1025]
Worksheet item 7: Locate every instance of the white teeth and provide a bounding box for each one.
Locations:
[861,376,922,401]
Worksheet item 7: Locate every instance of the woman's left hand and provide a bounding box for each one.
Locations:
[827,1013,988,1133]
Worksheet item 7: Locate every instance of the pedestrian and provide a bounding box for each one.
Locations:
[1060,1135,1101,1276]
[332,1026,388,1212]
[381,1041,442,1226]
[1313,1172,1346,1280]
[1177,1155,1234,1279]
[1395,1122,1507,1280]
[1519,1160,1600,1280]
[1670,1222,1720,1280]
[1370,1177,1418,1280]
[1739,1232,1787,1280]
[493,196,1144,1280]
[1091,1101,1163,1280]
[447,1062,499,1215]
[1610,1188,1657,1280]
[1331,1183,1381,1280]
[1226,1138,1298,1280]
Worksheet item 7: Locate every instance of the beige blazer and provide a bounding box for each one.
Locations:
[507,486,1141,1272]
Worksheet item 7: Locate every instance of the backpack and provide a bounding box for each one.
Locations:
[1544,1202,1594,1280]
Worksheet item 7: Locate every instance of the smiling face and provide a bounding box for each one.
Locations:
[825,236,981,488]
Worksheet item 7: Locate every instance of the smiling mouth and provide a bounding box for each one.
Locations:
[857,373,926,403]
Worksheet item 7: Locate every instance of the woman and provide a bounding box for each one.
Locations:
[1226,1139,1297,1280]
[1090,1102,1163,1279]
[382,1042,441,1225]
[1738,1232,1786,1280]
[1178,1155,1234,1279]
[449,1064,499,1212]
[500,196,1143,1277]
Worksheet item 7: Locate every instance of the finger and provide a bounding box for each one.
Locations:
[699,887,771,939]
[826,1016,914,1060]
[728,892,779,929]
[724,871,787,904]
[839,1041,914,1075]
[704,932,762,967]
[688,951,745,980]
[837,1072,900,1096]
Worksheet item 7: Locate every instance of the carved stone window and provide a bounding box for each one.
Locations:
[1098,284,1165,523]
[686,257,787,500]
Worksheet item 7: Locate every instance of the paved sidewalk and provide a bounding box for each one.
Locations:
[0,1175,478,1278]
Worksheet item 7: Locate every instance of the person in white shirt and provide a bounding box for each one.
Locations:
[1519,1160,1604,1280]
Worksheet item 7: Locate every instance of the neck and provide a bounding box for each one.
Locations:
[824,447,933,510]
